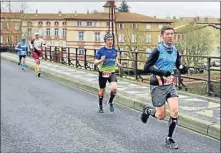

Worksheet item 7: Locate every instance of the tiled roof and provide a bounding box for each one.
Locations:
[180,17,220,24]
[174,23,220,33]
[65,12,172,23]
[1,11,172,23]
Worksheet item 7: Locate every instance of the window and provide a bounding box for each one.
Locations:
[27,21,32,26]
[132,23,137,29]
[146,24,151,30]
[95,22,101,27]
[54,21,59,26]
[217,46,220,52]
[77,21,82,26]
[182,35,184,40]
[62,22,66,26]
[119,34,124,43]
[146,34,151,44]
[46,28,50,36]
[87,22,92,27]
[106,22,112,27]
[46,21,51,26]
[28,28,32,36]
[63,29,67,36]
[55,28,59,36]
[94,32,100,42]
[0,23,2,30]
[78,47,85,55]
[62,41,66,47]
[158,24,163,29]
[132,34,136,43]
[38,21,43,25]
[78,32,84,41]
[119,23,124,29]
[14,23,19,31]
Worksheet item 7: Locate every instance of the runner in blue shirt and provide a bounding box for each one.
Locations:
[15,37,30,71]
[94,33,122,113]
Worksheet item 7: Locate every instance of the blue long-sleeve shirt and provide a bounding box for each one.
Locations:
[15,42,30,56]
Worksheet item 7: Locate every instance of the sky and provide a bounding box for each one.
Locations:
[2,2,220,18]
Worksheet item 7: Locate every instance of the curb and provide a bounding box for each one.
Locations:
[2,55,220,141]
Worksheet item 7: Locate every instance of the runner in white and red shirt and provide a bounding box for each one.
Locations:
[30,32,46,77]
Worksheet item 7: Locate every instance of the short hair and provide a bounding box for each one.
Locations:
[161,25,174,35]
[104,33,114,42]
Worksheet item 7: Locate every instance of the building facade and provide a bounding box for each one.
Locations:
[1,10,69,47]
[1,12,22,45]
[64,3,172,55]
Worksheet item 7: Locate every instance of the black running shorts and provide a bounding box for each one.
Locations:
[98,71,117,89]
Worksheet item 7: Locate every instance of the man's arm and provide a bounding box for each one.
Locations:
[175,51,182,69]
[15,43,22,53]
[41,39,46,47]
[94,49,105,66]
[115,57,122,68]
[144,48,170,77]
[175,51,188,74]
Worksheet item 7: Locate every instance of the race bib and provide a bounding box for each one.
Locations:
[21,51,26,55]
[163,76,176,85]
[154,75,176,86]
[102,72,112,78]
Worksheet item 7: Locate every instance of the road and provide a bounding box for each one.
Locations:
[1,59,220,152]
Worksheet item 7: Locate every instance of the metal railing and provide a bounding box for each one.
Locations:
[6,44,221,97]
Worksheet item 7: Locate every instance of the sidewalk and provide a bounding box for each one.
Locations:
[1,52,220,140]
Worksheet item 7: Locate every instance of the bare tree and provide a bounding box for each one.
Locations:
[120,26,146,61]
[1,1,13,44]
[174,22,213,66]
[19,2,29,39]
[116,26,147,71]
[1,2,29,44]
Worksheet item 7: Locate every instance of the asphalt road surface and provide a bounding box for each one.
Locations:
[1,59,220,153]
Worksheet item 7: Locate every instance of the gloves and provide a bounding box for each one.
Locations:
[163,71,171,77]
[179,65,188,74]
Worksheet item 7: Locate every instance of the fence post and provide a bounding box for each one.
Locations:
[75,48,78,68]
[55,46,58,62]
[44,47,47,60]
[207,57,211,96]
[49,46,52,61]
[135,52,138,80]
[68,48,70,66]
[61,47,64,64]
[94,49,96,71]
[178,55,182,90]
[118,47,122,77]
[84,49,87,69]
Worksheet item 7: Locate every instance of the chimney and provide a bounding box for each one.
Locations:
[35,9,38,16]
[74,11,77,16]
[58,11,62,16]
[154,15,156,18]
[87,10,89,14]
